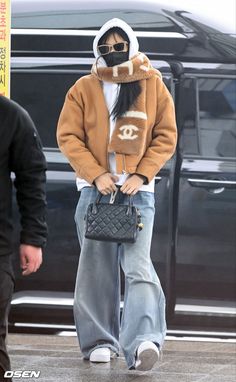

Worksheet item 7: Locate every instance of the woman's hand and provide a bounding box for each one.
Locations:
[94,172,119,195]
[120,174,145,195]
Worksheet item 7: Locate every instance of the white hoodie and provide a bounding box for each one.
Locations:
[76,18,155,193]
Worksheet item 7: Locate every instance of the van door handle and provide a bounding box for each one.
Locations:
[187,178,236,189]
[154,176,162,183]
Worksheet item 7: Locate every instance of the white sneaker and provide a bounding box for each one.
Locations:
[135,341,160,371]
[89,347,111,363]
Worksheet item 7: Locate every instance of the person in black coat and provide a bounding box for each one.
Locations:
[0,95,47,381]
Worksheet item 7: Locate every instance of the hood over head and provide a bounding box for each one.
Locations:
[93,18,139,67]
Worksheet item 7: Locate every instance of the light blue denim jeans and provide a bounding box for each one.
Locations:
[73,186,167,369]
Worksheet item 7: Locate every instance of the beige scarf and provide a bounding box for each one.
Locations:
[91,52,161,155]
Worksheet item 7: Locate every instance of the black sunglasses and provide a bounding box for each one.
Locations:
[97,41,129,56]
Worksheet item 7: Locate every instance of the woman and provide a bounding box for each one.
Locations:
[57,18,177,371]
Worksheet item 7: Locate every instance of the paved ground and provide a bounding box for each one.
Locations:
[6,334,236,382]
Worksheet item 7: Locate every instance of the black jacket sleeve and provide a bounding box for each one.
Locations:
[9,107,48,248]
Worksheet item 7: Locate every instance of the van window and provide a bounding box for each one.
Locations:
[12,9,177,32]
[181,77,236,158]
[11,71,81,148]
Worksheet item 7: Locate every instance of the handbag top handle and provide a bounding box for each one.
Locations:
[93,189,134,216]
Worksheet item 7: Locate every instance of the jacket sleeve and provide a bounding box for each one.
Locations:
[56,81,108,185]
[10,107,48,248]
[135,76,178,184]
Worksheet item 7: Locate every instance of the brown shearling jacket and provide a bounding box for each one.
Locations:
[56,74,178,185]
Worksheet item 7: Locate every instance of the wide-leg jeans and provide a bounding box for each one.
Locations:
[73,186,167,369]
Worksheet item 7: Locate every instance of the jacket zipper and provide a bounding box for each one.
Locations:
[122,154,128,174]
[106,120,111,173]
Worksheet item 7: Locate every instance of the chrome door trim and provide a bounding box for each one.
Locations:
[175,303,236,317]
[188,178,236,185]
[11,29,187,39]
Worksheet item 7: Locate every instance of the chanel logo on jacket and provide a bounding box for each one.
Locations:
[118,125,139,140]
[117,111,148,142]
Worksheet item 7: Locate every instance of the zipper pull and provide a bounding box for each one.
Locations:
[109,188,118,204]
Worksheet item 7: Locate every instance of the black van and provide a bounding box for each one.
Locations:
[9,0,236,336]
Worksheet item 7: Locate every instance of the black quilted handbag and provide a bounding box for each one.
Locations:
[84,189,143,243]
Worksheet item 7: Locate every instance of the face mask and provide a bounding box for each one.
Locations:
[103,51,129,67]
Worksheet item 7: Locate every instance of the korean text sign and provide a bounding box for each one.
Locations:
[0,0,10,97]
